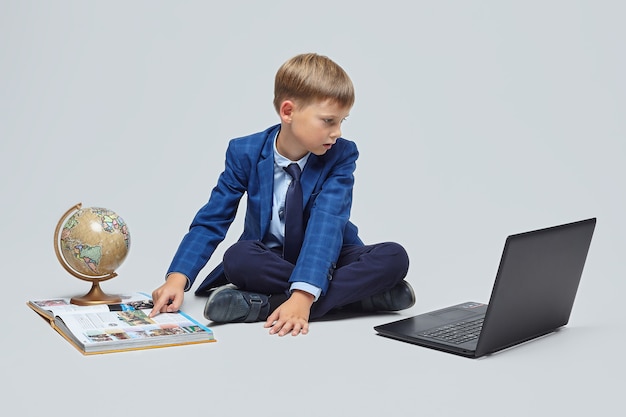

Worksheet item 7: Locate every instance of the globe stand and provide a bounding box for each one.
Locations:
[69,277,122,306]
[54,203,122,306]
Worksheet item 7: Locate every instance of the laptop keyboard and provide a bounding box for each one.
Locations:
[419,318,484,344]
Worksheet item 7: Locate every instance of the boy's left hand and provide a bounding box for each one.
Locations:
[264,290,313,336]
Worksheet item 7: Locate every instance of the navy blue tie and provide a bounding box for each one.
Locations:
[283,163,303,264]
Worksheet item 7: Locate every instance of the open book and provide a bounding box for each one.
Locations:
[27,292,216,354]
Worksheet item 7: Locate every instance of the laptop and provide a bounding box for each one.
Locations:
[374,218,596,358]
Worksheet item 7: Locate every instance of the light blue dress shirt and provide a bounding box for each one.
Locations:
[265,132,322,301]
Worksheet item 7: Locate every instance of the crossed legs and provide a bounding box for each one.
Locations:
[222,240,410,319]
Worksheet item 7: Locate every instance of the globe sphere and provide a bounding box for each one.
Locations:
[58,206,130,278]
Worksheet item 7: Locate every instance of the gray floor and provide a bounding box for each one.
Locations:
[2,2,624,416]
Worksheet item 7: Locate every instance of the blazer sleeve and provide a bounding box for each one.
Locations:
[289,139,359,294]
[166,139,250,289]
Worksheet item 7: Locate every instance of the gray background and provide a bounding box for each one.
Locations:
[1,1,623,416]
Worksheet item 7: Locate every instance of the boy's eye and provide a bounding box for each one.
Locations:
[323,117,347,125]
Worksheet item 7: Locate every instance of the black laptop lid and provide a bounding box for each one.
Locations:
[474,218,596,357]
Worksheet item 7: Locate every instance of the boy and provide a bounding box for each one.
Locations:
[150,53,414,336]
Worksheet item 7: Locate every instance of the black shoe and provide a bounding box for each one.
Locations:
[359,281,416,312]
[204,284,271,323]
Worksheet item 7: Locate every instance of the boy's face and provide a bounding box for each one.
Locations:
[278,98,351,160]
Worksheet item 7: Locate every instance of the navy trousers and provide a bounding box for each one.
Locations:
[222,240,409,319]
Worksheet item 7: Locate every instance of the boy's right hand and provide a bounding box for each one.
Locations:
[264,290,313,336]
[149,273,187,317]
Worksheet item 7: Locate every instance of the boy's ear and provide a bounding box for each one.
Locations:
[279,100,295,123]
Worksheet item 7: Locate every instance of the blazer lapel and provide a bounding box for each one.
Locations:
[257,131,275,240]
[301,155,323,205]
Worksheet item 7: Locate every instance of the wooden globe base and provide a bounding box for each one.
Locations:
[71,281,121,306]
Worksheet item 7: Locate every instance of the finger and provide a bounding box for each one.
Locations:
[264,309,280,328]
[150,294,176,317]
[269,319,286,335]
[291,323,302,336]
[149,299,166,317]
[165,297,180,313]
[278,321,294,337]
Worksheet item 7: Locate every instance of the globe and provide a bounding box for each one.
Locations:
[54,203,131,305]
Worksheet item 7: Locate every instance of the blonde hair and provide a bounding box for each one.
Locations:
[273,53,355,112]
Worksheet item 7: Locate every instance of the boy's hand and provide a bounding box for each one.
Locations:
[264,290,313,336]
[149,273,187,317]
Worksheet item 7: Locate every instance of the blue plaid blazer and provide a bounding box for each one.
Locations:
[167,124,363,295]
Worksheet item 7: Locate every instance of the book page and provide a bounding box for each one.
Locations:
[53,296,214,351]
[29,293,153,318]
